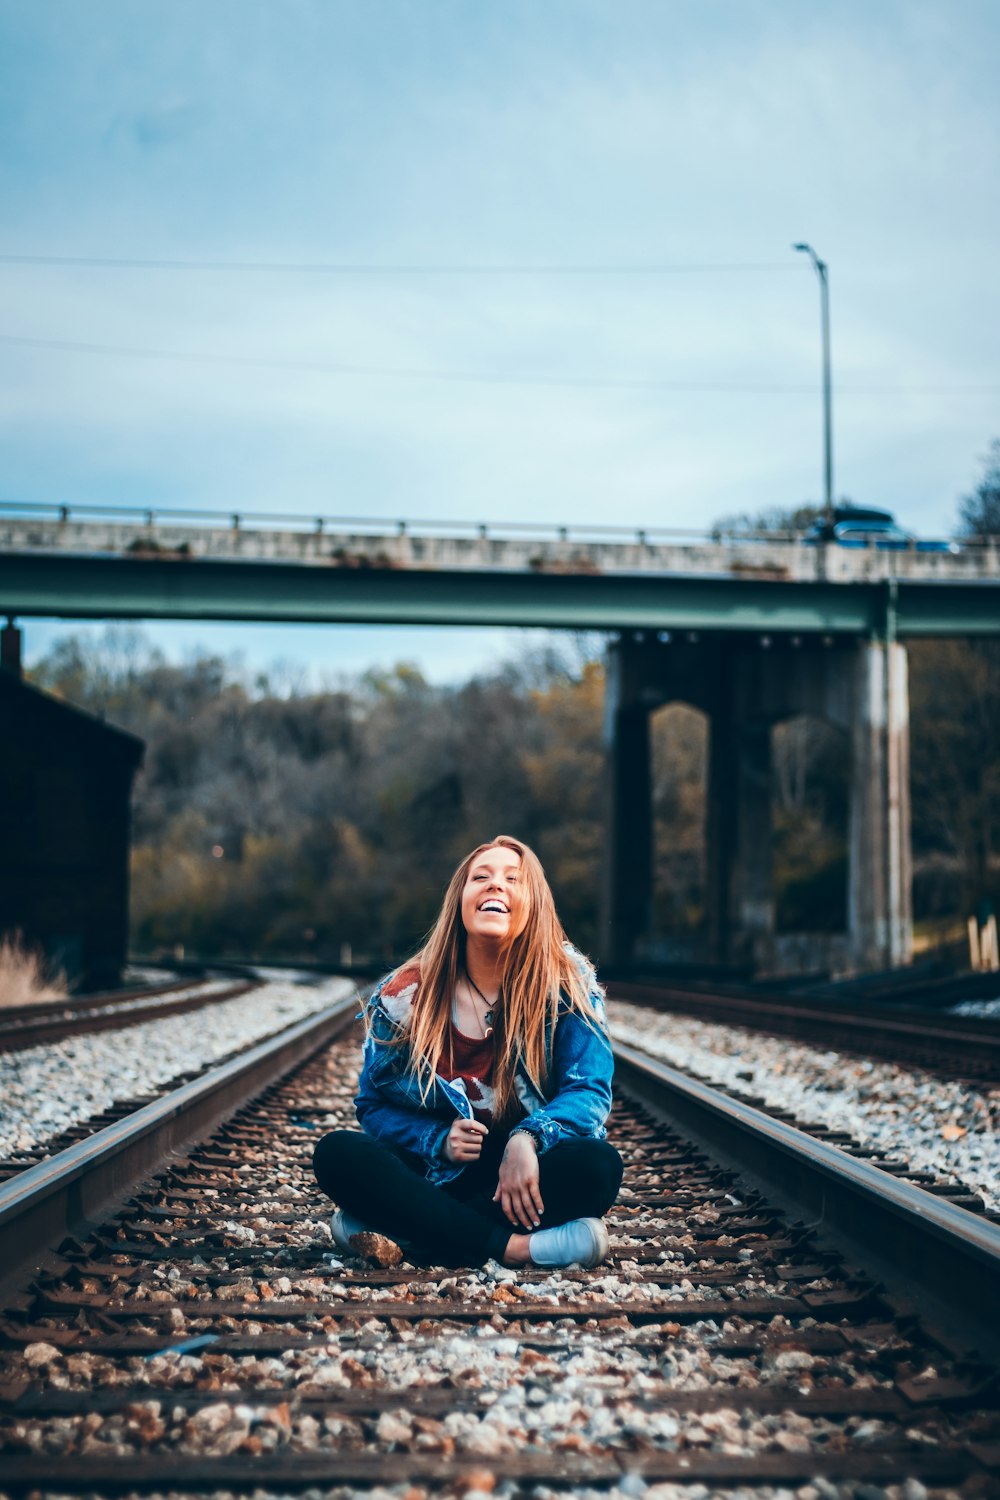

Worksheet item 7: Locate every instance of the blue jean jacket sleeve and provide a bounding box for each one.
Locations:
[512,989,614,1155]
[354,1061,451,1165]
[353,1000,467,1183]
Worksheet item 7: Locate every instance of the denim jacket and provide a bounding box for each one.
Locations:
[354,950,614,1184]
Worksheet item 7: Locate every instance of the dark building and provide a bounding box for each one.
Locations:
[0,630,144,990]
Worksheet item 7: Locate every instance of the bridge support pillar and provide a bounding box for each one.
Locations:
[708,708,775,968]
[601,633,912,976]
[601,644,653,967]
[848,642,912,969]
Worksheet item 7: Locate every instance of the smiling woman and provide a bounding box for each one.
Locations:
[312,834,622,1269]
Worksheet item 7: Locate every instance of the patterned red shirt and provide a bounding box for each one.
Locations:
[440,1023,497,1124]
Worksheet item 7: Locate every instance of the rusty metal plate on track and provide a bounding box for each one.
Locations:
[0,1446,989,1490]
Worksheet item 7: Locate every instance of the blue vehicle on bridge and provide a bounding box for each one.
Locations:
[803,504,959,553]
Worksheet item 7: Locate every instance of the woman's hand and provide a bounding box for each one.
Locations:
[493,1132,544,1230]
[445,1117,488,1163]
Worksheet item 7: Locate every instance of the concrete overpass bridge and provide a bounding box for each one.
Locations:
[4,502,999,978]
[2,502,998,633]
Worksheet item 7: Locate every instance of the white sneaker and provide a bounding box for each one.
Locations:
[329,1209,369,1254]
[528,1216,610,1269]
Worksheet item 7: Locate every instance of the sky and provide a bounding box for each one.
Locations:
[2,0,998,685]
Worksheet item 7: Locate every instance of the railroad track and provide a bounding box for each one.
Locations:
[609,1008,999,1228]
[0,974,260,1054]
[1,997,999,1493]
[0,978,321,1190]
[608,979,1000,1088]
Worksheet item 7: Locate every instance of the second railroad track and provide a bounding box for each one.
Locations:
[0,973,261,1054]
[608,978,1000,1088]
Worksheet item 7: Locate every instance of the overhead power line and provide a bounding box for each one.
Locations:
[0,333,995,396]
[0,253,800,275]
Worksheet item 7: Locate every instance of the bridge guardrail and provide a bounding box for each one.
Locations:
[0,498,979,553]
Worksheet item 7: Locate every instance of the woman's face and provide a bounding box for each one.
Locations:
[460,845,527,943]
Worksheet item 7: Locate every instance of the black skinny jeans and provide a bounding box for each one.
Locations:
[313,1125,623,1266]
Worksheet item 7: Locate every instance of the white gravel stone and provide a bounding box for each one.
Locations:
[0,975,354,1161]
[608,1001,1000,1211]
[952,996,1000,1018]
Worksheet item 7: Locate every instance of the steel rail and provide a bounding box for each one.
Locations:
[611,977,1000,1038]
[0,975,195,1027]
[0,979,259,1054]
[612,1039,1000,1357]
[0,989,360,1293]
[609,979,1000,1084]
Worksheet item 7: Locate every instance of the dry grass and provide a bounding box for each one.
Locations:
[0,933,68,1007]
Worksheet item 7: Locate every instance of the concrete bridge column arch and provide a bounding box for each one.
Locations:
[601,632,912,976]
[649,700,709,958]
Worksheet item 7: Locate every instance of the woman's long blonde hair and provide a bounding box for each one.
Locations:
[384,835,601,1118]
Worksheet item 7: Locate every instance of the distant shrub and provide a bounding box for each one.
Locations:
[0,932,67,1007]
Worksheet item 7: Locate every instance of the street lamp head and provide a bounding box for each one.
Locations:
[793,242,827,276]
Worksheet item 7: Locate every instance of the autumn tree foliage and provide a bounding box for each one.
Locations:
[907,439,1000,918]
[29,618,998,965]
[909,638,1000,918]
[31,631,609,963]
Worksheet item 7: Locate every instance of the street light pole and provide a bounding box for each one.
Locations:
[793,243,833,520]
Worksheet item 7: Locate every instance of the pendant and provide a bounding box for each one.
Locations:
[484,1009,494,1039]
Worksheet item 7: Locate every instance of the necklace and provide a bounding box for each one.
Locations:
[464,971,497,1039]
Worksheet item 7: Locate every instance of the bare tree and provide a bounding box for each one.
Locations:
[957,438,1000,537]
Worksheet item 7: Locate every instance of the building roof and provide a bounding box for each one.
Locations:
[0,668,145,767]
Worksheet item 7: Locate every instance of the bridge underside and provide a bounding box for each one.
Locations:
[601,635,912,978]
[2,551,999,635]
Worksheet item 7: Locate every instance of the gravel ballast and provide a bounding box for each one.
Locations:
[0,975,355,1163]
[607,1001,1000,1214]
[1,1028,991,1500]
